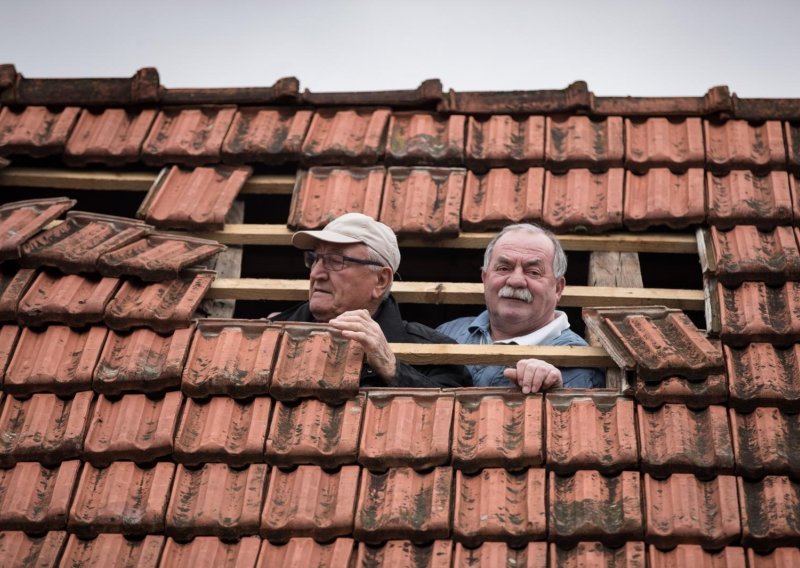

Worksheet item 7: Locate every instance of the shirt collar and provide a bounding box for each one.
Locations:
[490,310,571,345]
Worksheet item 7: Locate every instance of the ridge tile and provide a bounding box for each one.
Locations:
[461,168,544,231]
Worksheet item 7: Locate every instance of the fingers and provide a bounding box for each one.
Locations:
[503,358,562,394]
[328,310,397,383]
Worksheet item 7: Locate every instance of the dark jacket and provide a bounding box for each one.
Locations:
[274,296,472,388]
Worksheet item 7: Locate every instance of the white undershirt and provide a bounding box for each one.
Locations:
[492,310,570,346]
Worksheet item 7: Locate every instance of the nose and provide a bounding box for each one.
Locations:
[309,254,329,280]
[506,265,526,287]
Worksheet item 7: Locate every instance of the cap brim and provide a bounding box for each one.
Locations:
[292,229,361,250]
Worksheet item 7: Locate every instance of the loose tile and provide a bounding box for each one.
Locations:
[0,266,35,321]
[706,171,795,229]
[0,105,80,157]
[705,119,786,171]
[301,108,390,165]
[625,117,705,171]
[356,540,453,568]
[64,108,157,166]
[59,534,164,568]
[719,282,800,347]
[17,271,120,327]
[0,530,68,568]
[731,407,800,478]
[726,343,800,412]
[159,536,262,568]
[221,107,313,164]
[710,225,800,285]
[453,542,547,568]
[257,538,355,567]
[460,168,544,230]
[552,542,647,568]
[623,169,705,230]
[0,461,80,531]
[545,116,624,170]
[648,545,746,568]
[0,197,75,260]
[466,115,545,171]
[386,112,466,165]
[142,106,236,166]
[739,475,800,548]
[543,169,624,233]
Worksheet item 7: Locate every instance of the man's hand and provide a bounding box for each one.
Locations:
[329,309,397,384]
[503,358,563,394]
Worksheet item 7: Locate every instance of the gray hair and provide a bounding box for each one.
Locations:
[365,247,394,301]
[482,223,567,279]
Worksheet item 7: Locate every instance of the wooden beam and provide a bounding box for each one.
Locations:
[390,343,614,367]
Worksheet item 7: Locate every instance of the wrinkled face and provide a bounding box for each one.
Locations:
[482,230,565,340]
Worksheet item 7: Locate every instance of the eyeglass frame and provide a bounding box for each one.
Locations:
[303,250,386,272]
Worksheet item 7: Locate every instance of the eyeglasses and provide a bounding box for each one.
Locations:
[304,250,385,272]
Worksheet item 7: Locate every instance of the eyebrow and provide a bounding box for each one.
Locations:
[495,255,544,267]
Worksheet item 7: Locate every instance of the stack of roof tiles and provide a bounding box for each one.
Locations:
[0,65,799,566]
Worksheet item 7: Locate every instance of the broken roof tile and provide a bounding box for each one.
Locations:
[708,225,800,285]
[748,548,800,568]
[287,166,385,230]
[546,393,637,475]
[59,533,165,568]
[460,168,544,231]
[0,266,35,320]
[466,115,545,171]
[301,108,390,165]
[386,112,465,166]
[265,396,363,467]
[543,169,624,233]
[637,404,733,477]
[83,392,182,466]
[221,107,313,164]
[105,270,213,333]
[0,391,92,467]
[705,119,786,171]
[0,105,80,157]
[718,282,800,347]
[174,395,272,466]
[356,540,453,568]
[182,320,280,398]
[0,324,20,381]
[360,391,454,470]
[258,538,355,567]
[623,169,705,230]
[648,545,746,568]
[0,531,68,568]
[64,108,157,166]
[354,466,452,543]
[93,327,193,395]
[726,343,800,412]
[20,211,151,274]
[261,464,359,541]
[632,373,729,410]
[160,536,261,568]
[270,323,362,403]
[739,475,800,548]
[731,407,800,479]
[545,116,624,170]
[17,271,120,327]
[166,463,268,538]
[68,461,175,537]
[137,165,251,231]
[4,325,107,395]
[0,197,75,260]
[549,470,643,545]
[0,460,80,531]
[625,117,705,172]
[142,106,236,166]
[553,542,646,568]
[706,171,796,229]
[453,542,547,568]
[454,468,546,546]
[452,391,543,473]
[644,473,741,548]
[379,167,465,236]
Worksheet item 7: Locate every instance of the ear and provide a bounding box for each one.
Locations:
[371,266,393,300]
[481,269,487,285]
[555,276,566,302]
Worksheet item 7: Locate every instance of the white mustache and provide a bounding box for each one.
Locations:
[498,285,532,303]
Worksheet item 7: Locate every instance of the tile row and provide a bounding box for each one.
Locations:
[2,106,800,173]
[0,391,796,479]
[0,460,797,548]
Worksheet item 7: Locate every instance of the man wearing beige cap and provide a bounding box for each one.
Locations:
[274,213,472,388]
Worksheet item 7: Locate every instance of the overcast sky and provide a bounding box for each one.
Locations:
[3,0,798,98]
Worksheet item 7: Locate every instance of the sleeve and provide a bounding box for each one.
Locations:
[387,322,473,388]
[561,367,606,389]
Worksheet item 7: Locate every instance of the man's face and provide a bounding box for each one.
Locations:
[481,230,566,340]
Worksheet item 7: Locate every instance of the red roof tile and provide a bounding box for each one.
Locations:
[546,393,637,474]
[94,327,194,394]
[17,271,120,327]
[160,536,262,568]
[137,165,251,230]
[165,463,268,538]
[354,466,452,543]
[731,407,800,479]
[20,211,151,274]
[258,538,355,567]
[453,468,546,546]
[705,119,786,171]
[452,391,543,473]
[83,392,182,466]
[301,108,390,165]
[453,542,547,568]
[739,475,800,548]
[637,404,733,476]
[0,531,68,568]
[174,396,272,466]
[625,117,705,172]
[623,169,705,230]
[0,391,92,466]
[59,534,165,568]
[706,171,796,229]
[287,166,385,230]
[64,108,157,166]
[748,548,800,568]
[648,545,746,568]
[142,107,236,166]
[726,343,800,412]
[4,325,107,395]
[182,320,280,398]
[0,324,20,381]
[545,116,624,170]
[379,167,465,236]
[261,464,359,541]
[360,391,454,470]
[265,396,364,467]
[786,123,800,170]
[386,112,465,166]
[709,225,800,285]
[643,473,740,548]
[356,540,452,567]
[221,108,313,164]
[0,197,75,260]
[632,373,729,410]
[105,271,213,333]
[0,105,80,157]
[68,461,175,536]
[543,169,624,233]
[0,267,35,320]
[549,470,643,545]
[553,542,646,567]
[0,461,80,531]
[460,168,544,230]
[466,115,545,171]
[719,282,800,346]
[270,323,363,403]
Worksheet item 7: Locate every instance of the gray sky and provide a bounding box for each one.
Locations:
[3,0,798,97]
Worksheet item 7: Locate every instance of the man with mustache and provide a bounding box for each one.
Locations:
[437,223,605,393]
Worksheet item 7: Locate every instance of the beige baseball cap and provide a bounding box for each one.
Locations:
[292,213,401,272]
